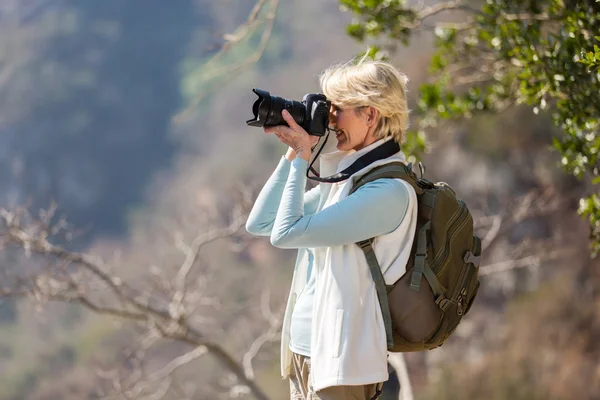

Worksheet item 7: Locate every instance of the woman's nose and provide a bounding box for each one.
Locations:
[328,110,336,125]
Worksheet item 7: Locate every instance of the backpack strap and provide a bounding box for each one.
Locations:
[357,238,395,350]
[351,162,420,351]
[349,162,424,196]
[410,221,429,291]
[351,162,441,293]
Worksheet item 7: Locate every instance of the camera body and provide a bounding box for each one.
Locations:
[246,88,331,136]
[300,93,330,136]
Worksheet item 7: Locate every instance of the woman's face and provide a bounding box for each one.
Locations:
[329,104,378,152]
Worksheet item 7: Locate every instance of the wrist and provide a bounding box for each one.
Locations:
[297,148,311,161]
[285,147,296,161]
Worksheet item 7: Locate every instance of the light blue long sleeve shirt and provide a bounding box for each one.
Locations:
[246,156,410,355]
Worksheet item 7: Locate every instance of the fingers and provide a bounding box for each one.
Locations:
[264,125,289,136]
[281,109,302,131]
[263,110,301,134]
[263,110,312,151]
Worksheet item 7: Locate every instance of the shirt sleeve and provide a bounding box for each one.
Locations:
[246,156,321,237]
[270,158,410,249]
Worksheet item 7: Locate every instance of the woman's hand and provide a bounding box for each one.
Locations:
[264,110,319,161]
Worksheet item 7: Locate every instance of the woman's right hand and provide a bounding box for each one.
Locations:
[264,110,318,161]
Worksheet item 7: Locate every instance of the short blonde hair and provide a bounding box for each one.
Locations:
[319,59,410,143]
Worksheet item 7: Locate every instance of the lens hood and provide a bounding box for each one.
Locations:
[246,88,271,127]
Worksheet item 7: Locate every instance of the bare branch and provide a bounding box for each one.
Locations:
[479,247,578,277]
[221,0,270,45]
[478,189,567,252]
[143,379,172,400]
[479,255,542,277]
[404,0,482,30]
[173,0,280,122]
[0,209,175,322]
[242,291,285,379]
[74,296,149,321]
[481,215,502,251]
[387,353,414,400]
[417,0,476,19]
[503,12,550,21]
[0,285,148,321]
[0,205,272,400]
[411,0,550,31]
[170,211,247,317]
[147,346,207,382]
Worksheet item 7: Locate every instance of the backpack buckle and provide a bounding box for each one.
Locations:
[463,251,481,268]
[435,295,451,311]
[418,162,426,179]
[357,239,373,250]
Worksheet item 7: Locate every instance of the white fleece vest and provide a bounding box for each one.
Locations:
[279,138,418,391]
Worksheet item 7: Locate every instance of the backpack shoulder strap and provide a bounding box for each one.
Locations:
[356,238,395,350]
[351,162,423,351]
[349,162,424,196]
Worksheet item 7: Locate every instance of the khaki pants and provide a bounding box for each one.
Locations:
[289,352,384,400]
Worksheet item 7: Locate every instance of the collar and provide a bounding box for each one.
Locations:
[336,136,395,173]
[317,136,402,179]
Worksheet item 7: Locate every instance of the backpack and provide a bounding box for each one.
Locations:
[350,162,482,352]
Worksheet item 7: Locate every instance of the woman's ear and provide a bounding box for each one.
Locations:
[365,107,378,127]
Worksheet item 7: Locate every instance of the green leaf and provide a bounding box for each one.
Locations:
[340,0,600,256]
[346,23,366,41]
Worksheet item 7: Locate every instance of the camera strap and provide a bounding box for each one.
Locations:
[306,135,401,183]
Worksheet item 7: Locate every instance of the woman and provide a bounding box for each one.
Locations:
[246,59,417,400]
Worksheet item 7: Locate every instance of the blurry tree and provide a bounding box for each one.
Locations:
[0,0,199,237]
[176,0,281,121]
[0,198,279,400]
[339,0,600,256]
[0,1,286,399]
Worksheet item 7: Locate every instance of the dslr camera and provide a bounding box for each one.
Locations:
[246,88,331,136]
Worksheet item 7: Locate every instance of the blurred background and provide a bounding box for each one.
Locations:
[0,0,598,399]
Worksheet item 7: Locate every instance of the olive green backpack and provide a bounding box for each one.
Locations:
[351,162,482,352]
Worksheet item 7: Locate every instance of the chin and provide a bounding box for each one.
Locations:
[335,140,350,151]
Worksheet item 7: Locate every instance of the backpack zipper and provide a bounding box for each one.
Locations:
[450,237,478,316]
[453,274,470,316]
[429,201,468,274]
[429,201,466,265]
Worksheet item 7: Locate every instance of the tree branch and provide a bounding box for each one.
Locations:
[503,12,550,21]
[147,346,207,383]
[1,219,172,322]
[387,353,414,400]
[0,206,273,400]
[170,211,247,320]
[173,0,280,123]
[405,0,482,30]
[222,0,270,45]
[242,289,283,380]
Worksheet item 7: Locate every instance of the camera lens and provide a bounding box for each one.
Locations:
[246,88,306,128]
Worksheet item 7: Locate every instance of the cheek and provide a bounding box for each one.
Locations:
[338,114,353,130]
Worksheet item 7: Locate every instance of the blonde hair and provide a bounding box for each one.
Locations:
[319,59,410,143]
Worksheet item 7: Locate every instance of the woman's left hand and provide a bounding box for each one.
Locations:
[264,110,317,161]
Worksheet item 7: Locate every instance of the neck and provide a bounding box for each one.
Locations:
[353,129,379,151]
